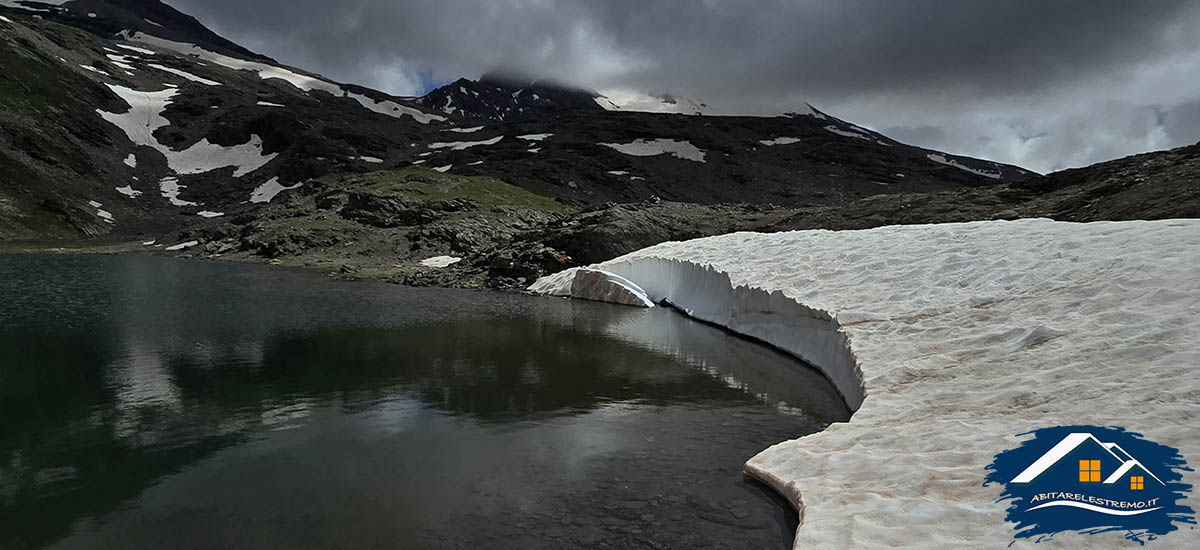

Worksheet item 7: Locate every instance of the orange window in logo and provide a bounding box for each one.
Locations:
[1079,460,1101,482]
[1131,476,1144,490]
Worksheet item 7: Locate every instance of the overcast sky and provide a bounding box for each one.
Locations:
[166,0,1200,174]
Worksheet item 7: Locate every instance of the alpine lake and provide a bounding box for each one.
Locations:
[0,254,848,550]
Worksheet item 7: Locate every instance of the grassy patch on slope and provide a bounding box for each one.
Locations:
[326,166,571,213]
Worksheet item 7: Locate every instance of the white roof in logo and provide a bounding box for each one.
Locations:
[1011,433,1165,485]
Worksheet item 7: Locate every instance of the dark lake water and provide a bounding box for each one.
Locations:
[0,254,847,550]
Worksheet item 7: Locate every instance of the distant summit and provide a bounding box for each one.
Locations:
[417,72,602,121]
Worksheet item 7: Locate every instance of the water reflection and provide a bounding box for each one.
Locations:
[0,255,847,550]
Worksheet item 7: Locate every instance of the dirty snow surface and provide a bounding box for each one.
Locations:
[531,219,1200,549]
[599,139,706,162]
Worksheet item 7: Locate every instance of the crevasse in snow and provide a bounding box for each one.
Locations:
[531,218,1200,549]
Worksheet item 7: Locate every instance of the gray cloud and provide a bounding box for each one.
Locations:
[165,0,1200,173]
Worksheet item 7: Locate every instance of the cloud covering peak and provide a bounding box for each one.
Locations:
[166,0,1200,173]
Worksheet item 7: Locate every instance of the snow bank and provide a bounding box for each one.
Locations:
[164,240,199,251]
[531,219,1200,548]
[419,255,461,268]
[928,153,1002,179]
[600,138,706,162]
[97,84,277,181]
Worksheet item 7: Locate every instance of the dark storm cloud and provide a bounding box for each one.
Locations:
[165,0,1200,173]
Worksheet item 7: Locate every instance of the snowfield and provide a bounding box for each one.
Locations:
[97,84,277,180]
[600,138,707,162]
[531,219,1200,548]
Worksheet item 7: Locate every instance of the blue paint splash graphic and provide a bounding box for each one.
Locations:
[984,425,1194,544]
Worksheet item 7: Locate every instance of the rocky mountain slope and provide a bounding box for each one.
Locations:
[2,0,1192,293]
[0,0,1032,243]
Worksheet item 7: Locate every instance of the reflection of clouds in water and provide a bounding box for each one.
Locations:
[109,340,183,444]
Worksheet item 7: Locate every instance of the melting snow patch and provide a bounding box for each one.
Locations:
[927,153,1002,179]
[526,148,541,154]
[105,54,137,74]
[759,137,802,146]
[164,240,198,251]
[115,185,142,197]
[115,44,155,55]
[467,160,483,166]
[196,210,224,218]
[88,201,114,224]
[445,126,484,133]
[346,91,447,125]
[0,15,12,23]
[606,170,629,176]
[517,133,553,141]
[357,156,384,163]
[97,84,277,178]
[600,139,706,162]
[158,176,197,206]
[148,63,220,86]
[125,31,343,95]
[123,153,137,168]
[144,18,163,27]
[419,255,462,268]
[141,240,156,246]
[432,165,452,173]
[79,65,110,77]
[249,177,302,203]
[428,135,503,151]
[256,101,284,107]
[411,160,426,165]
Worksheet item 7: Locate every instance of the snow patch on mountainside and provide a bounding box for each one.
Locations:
[346,91,446,125]
[249,177,301,203]
[419,255,462,268]
[531,219,1200,549]
[600,139,706,162]
[428,135,503,151]
[97,84,277,179]
[824,125,890,146]
[759,137,802,146]
[115,185,142,198]
[147,63,220,86]
[928,153,1003,179]
[124,31,342,95]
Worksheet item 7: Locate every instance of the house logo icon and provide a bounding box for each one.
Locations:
[984,426,1194,543]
